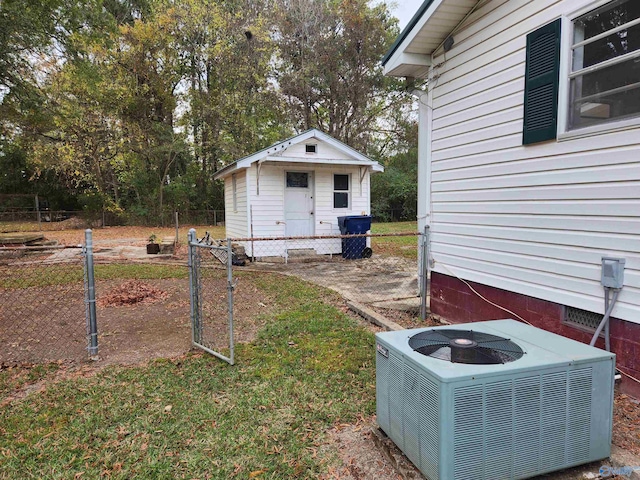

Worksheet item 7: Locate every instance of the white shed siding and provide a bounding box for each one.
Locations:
[224,172,247,238]
[244,162,371,257]
[278,141,349,161]
[428,0,640,324]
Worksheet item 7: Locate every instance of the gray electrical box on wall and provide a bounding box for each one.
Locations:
[601,257,625,289]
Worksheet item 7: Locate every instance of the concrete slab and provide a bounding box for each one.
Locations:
[371,296,423,312]
[255,254,419,305]
[0,233,44,244]
[347,300,404,331]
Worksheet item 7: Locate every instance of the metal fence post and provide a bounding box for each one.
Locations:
[226,239,235,365]
[420,225,430,322]
[85,229,98,357]
[187,228,198,345]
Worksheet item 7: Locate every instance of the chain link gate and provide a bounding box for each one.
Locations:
[188,229,235,365]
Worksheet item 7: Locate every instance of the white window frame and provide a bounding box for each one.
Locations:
[232,173,238,212]
[305,144,317,154]
[558,0,640,140]
[333,173,350,210]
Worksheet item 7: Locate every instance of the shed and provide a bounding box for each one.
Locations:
[213,129,383,258]
[383,0,640,396]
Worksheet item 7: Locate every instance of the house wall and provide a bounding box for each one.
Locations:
[431,272,640,398]
[426,0,640,326]
[224,171,248,238]
[243,162,371,257]
[423,0,640,397]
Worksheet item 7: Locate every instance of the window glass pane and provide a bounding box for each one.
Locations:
[573,0,640,68]
[570,56,640,128]
[286,172,308,188]
[305,144,317,153]
[334,192,348,209]
[334,174,349,191]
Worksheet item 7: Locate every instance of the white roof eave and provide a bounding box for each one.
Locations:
[382,0,478,79]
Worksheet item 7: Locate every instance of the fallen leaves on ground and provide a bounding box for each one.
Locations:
[98,280,168,307]
[613,391,640,456]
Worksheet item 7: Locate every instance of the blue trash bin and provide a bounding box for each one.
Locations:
[337,215,372,259]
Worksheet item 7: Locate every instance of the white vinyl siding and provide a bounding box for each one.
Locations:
[224,172,247,238]
[242,162,370,256]
[247,163,369,236]
[428,0,640,324]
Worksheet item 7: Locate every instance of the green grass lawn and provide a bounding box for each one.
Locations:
[371,220,419,260]
[0,275,376,479]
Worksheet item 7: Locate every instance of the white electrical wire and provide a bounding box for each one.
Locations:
[435,262,640,386]
[435,262,533,326]
[617,366,640,385]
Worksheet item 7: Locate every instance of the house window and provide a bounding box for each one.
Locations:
[305,144,317,154]
[333,174,349,209]
[232,174,237,212]
[569,0,640,129]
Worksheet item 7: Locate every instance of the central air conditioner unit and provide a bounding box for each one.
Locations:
[375,319,615,480]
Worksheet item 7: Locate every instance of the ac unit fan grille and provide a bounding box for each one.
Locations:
[409,329,525,364]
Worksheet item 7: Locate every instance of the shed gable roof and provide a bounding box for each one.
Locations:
[213,129,383,180]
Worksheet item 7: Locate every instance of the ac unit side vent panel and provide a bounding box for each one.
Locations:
[484,380,514,480]
[453,386,484,480]
[403,365,422,469]
[389,354,404,449]
[568,368,593,463]
[419,374,439,480]
[513,376,541,478]
[541,372,568,471]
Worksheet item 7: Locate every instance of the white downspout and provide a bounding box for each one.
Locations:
[416,87,431,234]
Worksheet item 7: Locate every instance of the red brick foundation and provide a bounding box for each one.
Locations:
[431,272,640,399]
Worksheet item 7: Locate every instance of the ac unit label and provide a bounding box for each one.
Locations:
[376,343,389,358]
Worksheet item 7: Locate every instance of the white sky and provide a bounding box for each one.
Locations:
[391,0,420,30]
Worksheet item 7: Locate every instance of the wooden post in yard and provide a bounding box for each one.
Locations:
[175,211,179,245]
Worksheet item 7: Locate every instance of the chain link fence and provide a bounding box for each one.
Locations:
[188,230,427,361]
[0,242,95,365]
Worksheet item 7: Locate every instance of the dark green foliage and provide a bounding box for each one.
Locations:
[0,0,416,225]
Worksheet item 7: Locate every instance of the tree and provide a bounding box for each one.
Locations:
[274,0,402,152]
[370,118,418,221]
[175,0,290,210]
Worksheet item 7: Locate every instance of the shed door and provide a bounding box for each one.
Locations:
[284,171,314,237]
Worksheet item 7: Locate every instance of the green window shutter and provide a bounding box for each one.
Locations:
[523,19,561,145]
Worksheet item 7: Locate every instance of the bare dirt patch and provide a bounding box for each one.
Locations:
[95,273,276,365]
[325,418,421,480]
[42,225,224,247]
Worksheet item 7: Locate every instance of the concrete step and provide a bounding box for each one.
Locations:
[287,249,317,257]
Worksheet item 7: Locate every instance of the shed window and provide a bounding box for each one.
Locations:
[333,174,349,209]
[232,174,238,212]
[305,144,317,153]
[569,0,640,129]
[286,172,309,188]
